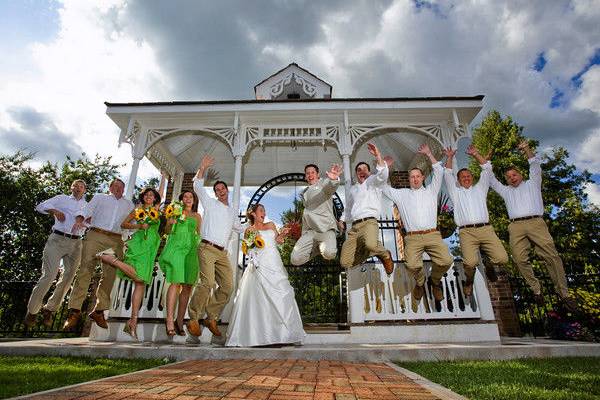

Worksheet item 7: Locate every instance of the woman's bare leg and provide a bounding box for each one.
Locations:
[176,285,192,329]
[98,255,142,282]
[166,283,179,334]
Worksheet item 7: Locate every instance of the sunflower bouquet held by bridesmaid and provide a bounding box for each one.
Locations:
[96,187,162,339]
[159,190,202,337]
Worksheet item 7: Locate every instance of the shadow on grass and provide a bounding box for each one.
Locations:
[398,357,600,400]
[0,355,171,399]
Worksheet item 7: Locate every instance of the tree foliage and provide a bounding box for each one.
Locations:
[0,151,123,281]
[469,110,600,275]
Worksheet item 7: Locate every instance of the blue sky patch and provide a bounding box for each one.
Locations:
[571,47,600,88]
[533,52,547,72]
[550,88,565,108]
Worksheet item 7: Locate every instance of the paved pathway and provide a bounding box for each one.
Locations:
[19,359,462,400]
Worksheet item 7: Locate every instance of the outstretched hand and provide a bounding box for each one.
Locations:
[383,155,394,168]
[517,140,530,152]
[465,145,479,156]
[444,147,457,159]
[367,142,380,158]
[200,155,214,170]
[326,164,343,180]
[417,143,432,156]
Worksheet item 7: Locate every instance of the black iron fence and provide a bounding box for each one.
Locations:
[0,281,84,337]
[508,273,600,337]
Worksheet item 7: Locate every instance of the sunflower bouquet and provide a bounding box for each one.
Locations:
[241,230,265,255]
[164,200,185,234]
[134,206,161,239]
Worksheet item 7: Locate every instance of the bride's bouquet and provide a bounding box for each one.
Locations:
[241,230,265,255]
[134,207,160,239]
[164,200,185,234]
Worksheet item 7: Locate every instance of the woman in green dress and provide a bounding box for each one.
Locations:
[159,190,201,337]
[97,187,162,339]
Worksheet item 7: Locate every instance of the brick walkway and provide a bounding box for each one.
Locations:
[21,359,451,400]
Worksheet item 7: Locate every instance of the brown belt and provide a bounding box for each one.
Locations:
[90,227,122,239]
[201,239,225,252]
[459,222,490,229]
[405,228,438,236]
[510,215,542,223]
[353,217,376,225]
[52,229,82,240]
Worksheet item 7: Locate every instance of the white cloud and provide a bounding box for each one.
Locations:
[576,130,600,171]
[585,182,600,206]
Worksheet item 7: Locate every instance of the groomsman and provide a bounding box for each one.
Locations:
[63,178,134,330]
[339,143,394,274]
[24,180,88,328]
[290,163,342,265]
[187,155,244,337]
[488,140,577,311]
[383,144,453,310]
[443,145,508,297]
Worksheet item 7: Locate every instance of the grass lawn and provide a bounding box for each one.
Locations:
[398,357,600,400]
[0,355,170,399]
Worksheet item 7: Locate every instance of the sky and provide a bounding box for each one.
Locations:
[1,0,599,212]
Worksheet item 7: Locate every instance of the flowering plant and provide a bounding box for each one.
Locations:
[437,202,456,239]
[241,230,265,255]
[134,206,161,239]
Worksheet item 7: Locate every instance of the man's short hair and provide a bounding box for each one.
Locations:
[409,167,424,176]
[504,165,521,175]
[354,162,370,174]
[71,179,87,188]
[304,164,319,173]
[213,180,228,192]
[456,168,472,179]
[109,178,125,187]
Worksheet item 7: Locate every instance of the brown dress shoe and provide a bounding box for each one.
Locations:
[24,312,37,328]
[432,282,444,302]
[88,310,108,329]
[187,319,202,337]
[62,309,81,331]
[484,264,498,282]
[203,318,222,337]
[378,251,394,275]
[463,280,474,297]
[412,284,424,301]
[41,308,54,328]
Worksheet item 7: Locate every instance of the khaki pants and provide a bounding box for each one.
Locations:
[27,233,83,314]
[290,229,337,265]
[188,243,233,320]
[340,219,389,268]
[68,229,124,311]
[459,225,509,279]
[404,231,453,286]
[508,217,568,297]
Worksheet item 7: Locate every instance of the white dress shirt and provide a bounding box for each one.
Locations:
[443,162,492,226]
[194,178,244,248]
[82,193,134,234]
[489,157,544,220]
[382,162,444,232]
[36,194,88,236]
[347,164,389,222]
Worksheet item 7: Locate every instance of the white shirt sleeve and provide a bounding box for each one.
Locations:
[443,168,458,202]
[382,184,402,205]
[82,194,99,219]
[488,168,509,197]
[365,163,389,187]
[426,162,444,195]
[528,157,542,187]
[193,177,213,207]
[35,194,62,214]
[232,216,244,234]
[477,161,493,191]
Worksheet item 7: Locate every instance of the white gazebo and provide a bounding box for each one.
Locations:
[93,63,500,344]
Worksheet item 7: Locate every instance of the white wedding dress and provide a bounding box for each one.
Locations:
[226,229,306,347]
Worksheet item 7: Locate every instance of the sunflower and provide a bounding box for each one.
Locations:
[148,208,160,221]
[134,208,147,221]
[241,241,248,255]
[164,204,174,218]
[254,235,265,249]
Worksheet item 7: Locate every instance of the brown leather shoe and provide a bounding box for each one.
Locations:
[432,281,444,302]
[88,310,108,329]
[463,280,474,297]
[412,284,424,301]
[41,308,54,328]
[484,264,498,282]
[187,319,202,337]
[378,251,394,275]
[203,318,222,337]
[24,312,37,328]
[62,309,81,331]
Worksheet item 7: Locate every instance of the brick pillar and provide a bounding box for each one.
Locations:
[390,171,409,189]
[487,269,522,337]
[165,173,196,203]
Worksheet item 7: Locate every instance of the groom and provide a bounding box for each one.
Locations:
[290,163,342,265]
[188,155,244,337]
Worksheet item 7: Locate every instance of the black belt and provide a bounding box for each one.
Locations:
[52,229,82,240]
[510,215,542,223]
[201,239,225,252]
[459,222,490,229]
[353,217,376,224]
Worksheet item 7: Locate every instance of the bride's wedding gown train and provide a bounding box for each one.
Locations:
[226,229,306,347]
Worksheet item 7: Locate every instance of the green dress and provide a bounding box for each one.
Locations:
[119,220,161,284]
[159,216,200,285]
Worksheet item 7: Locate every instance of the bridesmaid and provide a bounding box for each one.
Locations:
[97,187,162,339]
[158,190,201,337]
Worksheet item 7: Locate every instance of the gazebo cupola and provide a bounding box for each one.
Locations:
[254,63,332,100]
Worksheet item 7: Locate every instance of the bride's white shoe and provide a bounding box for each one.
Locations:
[95,248,116,259]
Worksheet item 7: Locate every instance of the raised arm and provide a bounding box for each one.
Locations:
[193,156,215,206]
[35,194,66,222]
[418,143,439,165]
[443,147,456,170]
[519,140,541,186]
[365,143,389,186]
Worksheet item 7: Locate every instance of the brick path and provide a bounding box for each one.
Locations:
[21,359,449,400]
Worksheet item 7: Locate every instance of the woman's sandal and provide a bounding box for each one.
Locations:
[165,320,176,337]
[175,320,186,336]
[123,318,138,340]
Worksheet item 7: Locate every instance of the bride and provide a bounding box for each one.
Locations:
[225,203,306,347]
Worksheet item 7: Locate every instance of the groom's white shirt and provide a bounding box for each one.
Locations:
[193,177,244,248]
[346,163,388,222]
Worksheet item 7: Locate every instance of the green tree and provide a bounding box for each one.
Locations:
[469,110,600,275]
[0,151,123,281]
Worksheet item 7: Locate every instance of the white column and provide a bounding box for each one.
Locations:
[173,171,184,200]
[341,153,352,224]
[125,157,141,199]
